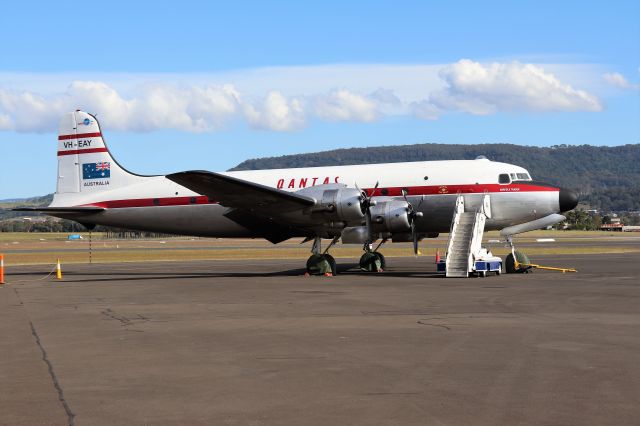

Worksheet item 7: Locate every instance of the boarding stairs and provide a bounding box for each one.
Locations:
[445,194,491,277]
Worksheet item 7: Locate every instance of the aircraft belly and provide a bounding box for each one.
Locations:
[67,205,254,237]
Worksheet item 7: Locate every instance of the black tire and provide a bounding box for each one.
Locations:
[359,251,383,272]
[306,254,332,275]
[505,251,531,274]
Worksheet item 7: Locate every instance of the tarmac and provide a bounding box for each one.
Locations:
[2,253,640,425]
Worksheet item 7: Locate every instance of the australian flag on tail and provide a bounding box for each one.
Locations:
[82,162,111,179]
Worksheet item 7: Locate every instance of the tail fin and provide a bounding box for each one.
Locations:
[56,110,142,194]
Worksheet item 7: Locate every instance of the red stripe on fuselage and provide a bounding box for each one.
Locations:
[57,147,109,156]
[83,196,215,209]
[58,132,102,140]
[77,183,557,210]
[363,183,558,196]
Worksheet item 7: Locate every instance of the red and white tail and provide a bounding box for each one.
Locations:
[56,110,141,195]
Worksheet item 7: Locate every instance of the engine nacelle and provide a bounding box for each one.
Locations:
[297,184,365,225]
[370,200,411,233]
[341,226,370,244]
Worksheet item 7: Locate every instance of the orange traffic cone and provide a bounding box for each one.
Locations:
[0,254,5,285]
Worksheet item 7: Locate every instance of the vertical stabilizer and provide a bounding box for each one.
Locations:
[56,111,142,195]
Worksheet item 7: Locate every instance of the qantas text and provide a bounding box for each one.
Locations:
[277,176,340,189]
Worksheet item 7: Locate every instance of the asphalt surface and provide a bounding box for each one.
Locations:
[4,234,640,254]
[2,253,640,425]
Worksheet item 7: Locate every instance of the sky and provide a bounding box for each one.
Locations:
[0,0,639,198]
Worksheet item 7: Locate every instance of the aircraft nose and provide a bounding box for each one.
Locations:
[559,187,579,212]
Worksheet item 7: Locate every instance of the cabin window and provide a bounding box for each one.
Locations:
[498,174,511,184]
[190,197,197,204]
[381,188,389,196]
[152,198,160,206]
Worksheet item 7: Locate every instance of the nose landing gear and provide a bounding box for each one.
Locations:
[504,236,532,274]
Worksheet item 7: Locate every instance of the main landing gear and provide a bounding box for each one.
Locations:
[359,239,387,272]
[304,236,389,275]
[306,236,338,276]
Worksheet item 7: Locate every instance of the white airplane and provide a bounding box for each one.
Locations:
[16,110,578,274]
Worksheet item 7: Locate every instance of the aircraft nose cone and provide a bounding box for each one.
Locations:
[559,187,579,212]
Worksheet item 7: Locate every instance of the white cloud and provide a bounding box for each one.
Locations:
[313,89,378,122]
[0,82,241,133]
[370,88,401,105]
[0,88,60,132]
[421,59,603,116]
[244,91,305,131]
[0,61,606,133]
[411,100,440,120]
[603,72,639,90]
[0,113,11,130]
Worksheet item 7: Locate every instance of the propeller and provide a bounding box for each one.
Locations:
[402,189,424,256]
[356,181,379,246]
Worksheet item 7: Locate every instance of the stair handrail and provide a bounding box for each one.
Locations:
[466,210,486,272]
[445,195,465,274]
[466,194,490,271]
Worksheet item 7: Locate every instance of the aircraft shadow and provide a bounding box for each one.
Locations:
[7,263,444,283]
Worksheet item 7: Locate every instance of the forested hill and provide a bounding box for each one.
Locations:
[231,144,640,212]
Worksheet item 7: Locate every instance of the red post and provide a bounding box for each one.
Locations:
[0,254,5,284]
[435,249,441,264]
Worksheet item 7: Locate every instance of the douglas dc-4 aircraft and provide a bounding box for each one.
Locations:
[16,111,578,275]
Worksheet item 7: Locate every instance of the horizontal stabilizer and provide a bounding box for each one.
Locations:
[11,206,105,214]
[166,170,316,213]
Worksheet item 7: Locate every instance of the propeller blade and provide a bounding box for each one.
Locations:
[356,181,377,244]
[412,221,419,256]
[370,181,380,198]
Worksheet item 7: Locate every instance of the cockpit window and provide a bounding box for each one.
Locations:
[510,173,517,180]
[516,173,531,180]
[498,173,511,184]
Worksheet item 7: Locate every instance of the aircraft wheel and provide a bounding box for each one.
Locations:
[359,251,384,272]
[306,254,336,276]
[505,251,531,274]
[324,254,337,276]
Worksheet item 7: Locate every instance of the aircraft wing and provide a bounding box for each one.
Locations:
[166,170,316,213]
